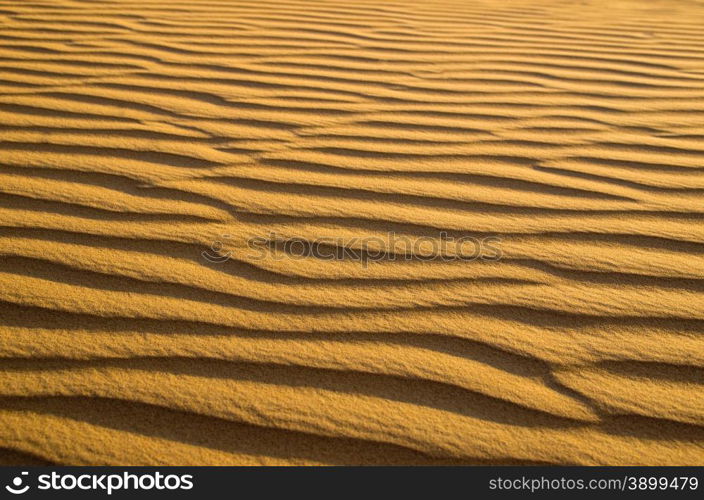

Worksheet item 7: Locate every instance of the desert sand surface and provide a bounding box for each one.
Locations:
[1,0,704,466]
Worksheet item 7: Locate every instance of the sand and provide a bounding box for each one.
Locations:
[0,0,703,465]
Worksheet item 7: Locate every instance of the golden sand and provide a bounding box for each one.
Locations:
[1,0,704,465]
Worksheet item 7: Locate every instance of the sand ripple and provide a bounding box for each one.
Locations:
[1,0,704,465]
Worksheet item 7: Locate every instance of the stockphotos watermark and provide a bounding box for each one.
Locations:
[4,470,193,496]
[202,231,502,266]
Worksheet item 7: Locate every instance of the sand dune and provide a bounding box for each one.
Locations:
[1,0,704,465]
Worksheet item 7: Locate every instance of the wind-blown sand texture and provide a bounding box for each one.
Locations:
[1,0,704,466]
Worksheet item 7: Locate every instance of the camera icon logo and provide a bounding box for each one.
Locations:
[5,471,29,495]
